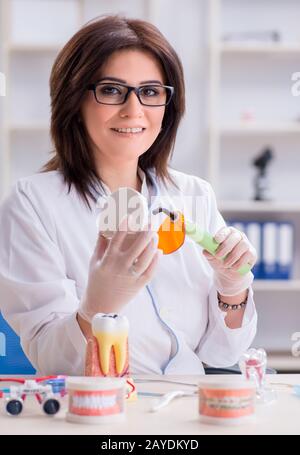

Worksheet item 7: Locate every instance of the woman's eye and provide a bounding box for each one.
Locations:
[100,85,121,95]
[140,87,159,97]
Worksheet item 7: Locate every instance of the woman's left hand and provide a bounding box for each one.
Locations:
[202,226,257,296]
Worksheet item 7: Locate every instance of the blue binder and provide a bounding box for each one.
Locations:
[0,312,35,374]
[244,221,262,279]
[227,219,261,279]
[277,222,294,279]
[261,222,278,279]
[226,219,294,281]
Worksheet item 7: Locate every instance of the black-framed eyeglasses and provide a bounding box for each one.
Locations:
[87,81,174,107]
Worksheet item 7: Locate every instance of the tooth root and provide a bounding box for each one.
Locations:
[96,335,113,376]
[93,333,114,375]
[113,332,128,374]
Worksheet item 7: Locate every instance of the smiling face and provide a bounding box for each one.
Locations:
[81,49,166,167]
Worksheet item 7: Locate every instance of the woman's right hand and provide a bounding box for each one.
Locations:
[78,216,162,323]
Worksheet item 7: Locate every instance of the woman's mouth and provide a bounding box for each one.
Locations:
[111,127,146,137]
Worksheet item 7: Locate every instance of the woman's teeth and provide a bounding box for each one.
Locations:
[112,128,144,133]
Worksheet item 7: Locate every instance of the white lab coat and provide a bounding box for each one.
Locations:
[0,168,257,375]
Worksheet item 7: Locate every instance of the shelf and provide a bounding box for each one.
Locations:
[219,200,300,213]
[220,123,300,135]
[8,125,50,133]
[219,43,300,54]
[7,44,61,53]
[267,353,300,372]
[253,280,300,292]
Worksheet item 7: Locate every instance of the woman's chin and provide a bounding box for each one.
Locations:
[110,149,146,160]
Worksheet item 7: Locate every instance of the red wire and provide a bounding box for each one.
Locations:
[126,378,136,399]
[0,378,25,384]
[35,376,61,383]
[35,393,42,404]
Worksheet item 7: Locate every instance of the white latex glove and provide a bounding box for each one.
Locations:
[202,226,257,297]
[78,216,162,322]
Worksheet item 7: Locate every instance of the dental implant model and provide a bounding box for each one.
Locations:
[85,314,130,377]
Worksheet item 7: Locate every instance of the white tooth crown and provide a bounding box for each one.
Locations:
[114,127,143,133]
[92,314,129,333]
[92,314,129,375]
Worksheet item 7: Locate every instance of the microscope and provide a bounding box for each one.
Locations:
[252,147,274,201]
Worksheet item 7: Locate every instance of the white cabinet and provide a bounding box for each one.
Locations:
[0,0,84,197]
[207,0,300,371]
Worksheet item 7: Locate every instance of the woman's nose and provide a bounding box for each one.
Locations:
[119,91,144,118]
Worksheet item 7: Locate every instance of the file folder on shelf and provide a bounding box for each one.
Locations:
[226,219,294,280]
[262,222,278,279]
[245,222,262,279]
[227,220,262,279]
[277,222,294,279]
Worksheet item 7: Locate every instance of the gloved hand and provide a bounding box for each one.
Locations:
[78,216,162,322]
[202,226,257,296]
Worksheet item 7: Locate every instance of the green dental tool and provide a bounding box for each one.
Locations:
[184,218,252,276]
[153,207,252,276]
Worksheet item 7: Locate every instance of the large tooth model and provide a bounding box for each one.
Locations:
[85,314,129,377]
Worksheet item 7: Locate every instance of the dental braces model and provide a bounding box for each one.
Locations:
[0,376,66,416]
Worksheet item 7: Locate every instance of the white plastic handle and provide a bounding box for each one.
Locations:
[149,390,194,412]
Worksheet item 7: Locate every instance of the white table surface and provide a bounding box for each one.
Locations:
[0,374,299,435]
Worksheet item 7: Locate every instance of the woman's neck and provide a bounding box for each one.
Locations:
[98,163,142,193]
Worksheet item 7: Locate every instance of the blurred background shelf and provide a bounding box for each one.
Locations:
[268,353,300,372]
[253,280,300,292]
[208,0,300,372]
[8,45,62,53]
[220,43,300,54]
[219,201,300,213]
[8,124,50,133]
[220,123,300,135]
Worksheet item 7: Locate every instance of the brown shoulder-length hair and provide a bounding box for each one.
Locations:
[43,14,185,208]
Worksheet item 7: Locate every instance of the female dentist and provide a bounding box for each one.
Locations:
[0,15,257,375]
